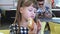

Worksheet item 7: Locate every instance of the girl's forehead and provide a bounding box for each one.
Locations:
[28,3,37,9]
[23,3,35,8]
[26,6,37,10]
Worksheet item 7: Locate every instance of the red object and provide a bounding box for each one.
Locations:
[51,0,54,8]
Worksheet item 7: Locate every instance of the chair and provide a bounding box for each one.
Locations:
[0,30,10,34]
[49,22,60,34]
[40,22,46,34]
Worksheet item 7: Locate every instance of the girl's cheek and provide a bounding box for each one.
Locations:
[26,13,31,18]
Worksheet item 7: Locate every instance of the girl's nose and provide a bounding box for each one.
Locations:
[32,12,35,15]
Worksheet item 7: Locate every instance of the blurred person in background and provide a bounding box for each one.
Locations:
[37,0,52,34]
[37,0,52,19]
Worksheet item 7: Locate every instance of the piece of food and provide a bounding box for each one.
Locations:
[28,18,34,30]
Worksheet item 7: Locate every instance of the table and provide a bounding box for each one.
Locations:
[40,17,60,34]
[40,17,60,23]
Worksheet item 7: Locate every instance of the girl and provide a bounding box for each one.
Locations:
[10,0,41,34]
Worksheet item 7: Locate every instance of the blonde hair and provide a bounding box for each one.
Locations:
[13,0,37,33]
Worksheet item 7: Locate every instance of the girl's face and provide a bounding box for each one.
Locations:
[20,3,37,20]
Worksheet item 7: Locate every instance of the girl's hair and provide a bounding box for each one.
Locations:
[13,0,37,33]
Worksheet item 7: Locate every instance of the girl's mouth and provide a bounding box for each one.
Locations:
[31,16,35,18]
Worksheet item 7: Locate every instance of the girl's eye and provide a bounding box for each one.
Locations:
[29,9,32,12]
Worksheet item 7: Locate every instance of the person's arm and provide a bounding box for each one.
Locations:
[44,7,52,18]
[44,11,52,18]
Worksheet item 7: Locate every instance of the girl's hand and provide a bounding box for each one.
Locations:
[28,23,37,34]
[37,19,41,33]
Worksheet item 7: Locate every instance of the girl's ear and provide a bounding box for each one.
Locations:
[19,7,24,13]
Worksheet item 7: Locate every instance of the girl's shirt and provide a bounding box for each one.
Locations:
[9,23,29,34]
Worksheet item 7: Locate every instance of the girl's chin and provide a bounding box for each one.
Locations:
[27,16,35,19]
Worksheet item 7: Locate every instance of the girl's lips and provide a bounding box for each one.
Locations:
[31,16,35,18]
